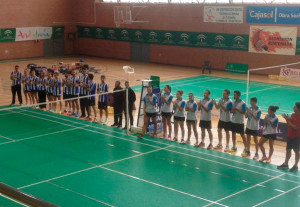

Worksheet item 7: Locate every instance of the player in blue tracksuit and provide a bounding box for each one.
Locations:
[86,73,97,122]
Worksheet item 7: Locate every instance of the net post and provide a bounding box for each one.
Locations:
[126,88,129,135]
[246,69,250,105]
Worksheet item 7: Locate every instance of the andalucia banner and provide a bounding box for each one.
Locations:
[249,25,297,56]
[0,26,64,42]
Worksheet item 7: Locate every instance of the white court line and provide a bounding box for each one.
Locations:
[20,108,300,180]
[247,85,282,94]
[16,110,161,150]
[19,146,171,190]
[17,109,300,186]
[0,194,29,207]
[0,127,81,146]
[0,134,14,141]
[47,182,115,207]
[171,77,222,87]
[100,166,227,207]
[253,185,300,207]
[160,76,212,85]
[203,174,285,207]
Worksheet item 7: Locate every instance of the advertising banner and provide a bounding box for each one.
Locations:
[15,27,53,41]
[246,6,300,25]
[280,67,300,80]
[249,25,297,56]
[204,6,243,24]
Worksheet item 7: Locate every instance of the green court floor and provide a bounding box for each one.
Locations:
[132,75,300,114]
[0,108,299,207]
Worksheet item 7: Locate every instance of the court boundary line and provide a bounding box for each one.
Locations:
[18,146,171,190]
[252,185,300,207]
[0,127,81,146]
[45,182,115,207]
[100,166,227,207]
[0,193,29,207]
[203,174,286,207]
[16,108,300,180]
[3,109,297,206]
[20,109,300,178]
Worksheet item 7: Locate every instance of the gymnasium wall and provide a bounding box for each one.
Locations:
[0,0,75,61]
[74,1,300,71]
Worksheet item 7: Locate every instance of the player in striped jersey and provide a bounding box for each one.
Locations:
[69,69,80,117]
[86,74,97,122]
[62,72,71,115]
[259,106,279,164]
[97,75,109,124]
[185,93,199,146]
[173,90,186,143]
[46,72,54,112]
[245,97,261,160]
[52,71,63,114]
[22,68,31,105]
[38,70,47,109]
[29,69,39,106]
[10,65,23,106]
[161,85,173,139]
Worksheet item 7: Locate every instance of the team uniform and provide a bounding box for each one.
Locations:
[22,75,31,93]
[30,75,39,92]
[63,77,71,100]
[161,92,173,118]
[173,98,186,121]
[79,74,89,117]
[263,114,279,140]
[245,106,262,136]
[10,71,23,105]
[70,75,80,98]
[199,98,213,129]
[143,93,158,118]
[87,81,97,106]
[46,77,54,95]
[186,100,197,123]
[231,99,247,134]
[218,98,232,131]
[97,82,109,109]
[38,77,47,108]
[53,78,62,97]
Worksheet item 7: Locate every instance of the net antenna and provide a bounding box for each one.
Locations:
[246,61,300,105]
[114,5,148,28]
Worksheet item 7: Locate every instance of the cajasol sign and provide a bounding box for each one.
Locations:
[247,6,300,25]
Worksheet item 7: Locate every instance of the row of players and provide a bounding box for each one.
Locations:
[138,85,300,172]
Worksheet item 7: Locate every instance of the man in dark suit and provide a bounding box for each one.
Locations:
[123,81,136,130]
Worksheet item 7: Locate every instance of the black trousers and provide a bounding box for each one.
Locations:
[124,103,134,127]
[80,96,89,117]
[38,90,47,108]
[114,104,123,126]
[11,85,22,104]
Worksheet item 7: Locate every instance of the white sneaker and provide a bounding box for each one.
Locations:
[100,118,103,124]
[104,119,108,125]
[224,146,230,152]
[214,144,223,150]
[180,139,185,144]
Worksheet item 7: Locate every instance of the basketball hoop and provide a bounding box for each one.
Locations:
[114,5,148,28]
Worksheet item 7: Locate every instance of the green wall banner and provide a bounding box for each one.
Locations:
[77,26,249,51]
[77,26,300,55]
[0,28,16,43]
[226,62,249,74]
[0,26,64,42]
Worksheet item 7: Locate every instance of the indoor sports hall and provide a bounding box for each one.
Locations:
[0,1,300,207]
